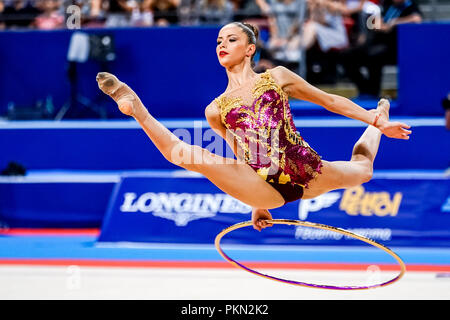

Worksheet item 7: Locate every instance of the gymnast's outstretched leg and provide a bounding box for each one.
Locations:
[96,72,285,209]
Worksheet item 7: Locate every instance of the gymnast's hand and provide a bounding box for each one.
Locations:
[379,121,412,140]
[373,98,412,140]
[251,208,273,232]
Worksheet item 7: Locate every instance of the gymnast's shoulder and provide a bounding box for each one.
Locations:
[266,66,302,96]
[204,99,222,124]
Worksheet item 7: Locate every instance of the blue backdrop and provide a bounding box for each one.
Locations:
[1,119,447,170]
[0,24,449,118]
[0,27,226,119]
[397,23,450,116]
[98,173,450,247]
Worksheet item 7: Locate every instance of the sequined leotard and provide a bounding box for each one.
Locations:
[213,69,323,204]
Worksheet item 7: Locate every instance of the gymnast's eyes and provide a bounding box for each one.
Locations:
[217,39,236,45]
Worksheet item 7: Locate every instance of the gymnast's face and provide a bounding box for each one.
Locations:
[216,24,253,68]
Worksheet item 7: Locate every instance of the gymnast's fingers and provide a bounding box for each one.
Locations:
[397,132,410,140]
[259,219,273,230]
[259,219,267,229]
[400,122,411,129]
[253,220,262,232]
[401,127,412,134]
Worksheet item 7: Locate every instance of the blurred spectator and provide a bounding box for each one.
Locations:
[0,0,6,29]
[90,0,102,17]
[264,0,301,49]
[34,0,64,29]
[177,0,198,25]
[300,0,349,52]
[232,0,265,21]
[131,0,154,26]
[196,0,233,25]
[105,0,135,27]
[339,0,422,99]
[255,0,304,64]
[299,0,349,83]
[343,0,381,45]
[2,0,41,28]
[71,0,107,28]
[255,0,348,70]
[148,0,180,26]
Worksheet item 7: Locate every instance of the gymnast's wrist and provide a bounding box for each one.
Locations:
[374,117,388,130]
[371,113,385,130]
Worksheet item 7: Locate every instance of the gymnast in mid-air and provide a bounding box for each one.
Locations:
[96,22,411,232]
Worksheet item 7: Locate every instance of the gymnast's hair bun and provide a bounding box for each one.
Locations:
[241,22,259,43]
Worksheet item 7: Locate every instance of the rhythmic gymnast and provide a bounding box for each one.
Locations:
[96,22,411,232]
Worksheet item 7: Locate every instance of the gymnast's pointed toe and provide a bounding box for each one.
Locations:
[96,72,121,96]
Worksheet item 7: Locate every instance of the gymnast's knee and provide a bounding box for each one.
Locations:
[348,159,373,184]
[361,166,373,183]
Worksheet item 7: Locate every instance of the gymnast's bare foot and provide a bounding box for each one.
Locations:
[376,98,390,122]
[368,98,391,130]
[371,98,411,139]
[368,98,390,124]
[96,72,148,120]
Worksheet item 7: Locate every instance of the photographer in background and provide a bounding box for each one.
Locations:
[443,93,450,130]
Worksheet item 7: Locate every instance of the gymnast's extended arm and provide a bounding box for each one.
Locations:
[273,66,411,139]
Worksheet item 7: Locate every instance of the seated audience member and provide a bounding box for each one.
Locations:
[2,0,41,28]
[255,0,348,73]
[177,0,198,25]
[299,0,350,83]
[79,0,108,28]
[148,0,180,26]
[105,0,135,27]
[232,0,265,21]
[255,0,304,64]
[299,0,349,52]
[196,0,234,25]
[34,0,64,29]
[0,0,5,29]
[339,0,422,99]
[343,0,381,45]
[131,0,154,26]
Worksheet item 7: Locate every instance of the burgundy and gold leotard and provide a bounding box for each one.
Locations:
[213,69,323,204]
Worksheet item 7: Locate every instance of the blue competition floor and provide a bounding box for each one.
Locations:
[1,233,450,270]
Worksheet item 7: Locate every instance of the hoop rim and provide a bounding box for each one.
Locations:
[214,219,407,290]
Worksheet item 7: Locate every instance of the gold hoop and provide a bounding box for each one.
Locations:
[215,219,407,290]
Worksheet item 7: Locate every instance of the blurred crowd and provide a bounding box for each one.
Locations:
[0,0,264,29]
[0,0,423,98]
